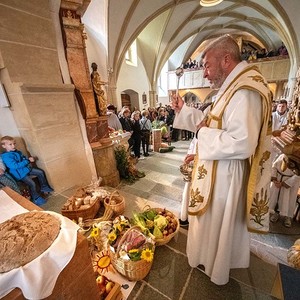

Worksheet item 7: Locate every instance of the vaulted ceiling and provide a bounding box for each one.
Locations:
[107,0,299,89]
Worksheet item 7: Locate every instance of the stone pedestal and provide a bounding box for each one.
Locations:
[86,116,109,143]
[92,143,120,187]
[152,129,162,152]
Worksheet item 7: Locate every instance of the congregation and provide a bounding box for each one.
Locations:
[107,103,196,158]
[182,42,289,72]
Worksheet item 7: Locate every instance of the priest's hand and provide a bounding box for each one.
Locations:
[171,93,184,113]
[184,154,195,165]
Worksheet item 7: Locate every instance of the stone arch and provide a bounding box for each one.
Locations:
[121,89,140,112]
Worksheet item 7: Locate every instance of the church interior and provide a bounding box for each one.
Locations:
[1,0,300,299]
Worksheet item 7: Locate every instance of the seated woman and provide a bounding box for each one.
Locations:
[0,156,21,194]
[152,111,170,140]
[151,112,174,153]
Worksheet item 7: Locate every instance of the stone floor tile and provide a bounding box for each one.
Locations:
[183,268,276,300]
[128,282,170,300]
[230,253,277,294]
[166,229,188,255]
[144,245,192,300]
[149,183,182,202]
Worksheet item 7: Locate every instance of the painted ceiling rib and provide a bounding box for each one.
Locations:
[271,0,299,64]
[155,4,201,75]
[115,2,176,79]
[112,0,139,77]
[151,9,175,88]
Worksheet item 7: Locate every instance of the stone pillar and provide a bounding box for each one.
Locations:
[0,0,93,192]
[149,90,157,108]
[60,0,119,186]
[107,71,118,107]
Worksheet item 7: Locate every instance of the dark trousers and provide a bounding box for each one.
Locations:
[172,128,179,141]
[132,135,142,158]
[141,130,150,154]
[21,168,49,200]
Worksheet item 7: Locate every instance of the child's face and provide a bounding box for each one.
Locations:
[2,140,16,152]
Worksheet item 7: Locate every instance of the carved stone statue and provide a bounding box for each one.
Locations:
[91,62,107,116]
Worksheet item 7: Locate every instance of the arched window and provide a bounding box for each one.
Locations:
[125,40,137,67]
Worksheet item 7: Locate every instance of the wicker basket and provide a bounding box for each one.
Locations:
[61,197,101,221]
[145,207,180,246]
[110,226,155,281]
[104,190,125,216]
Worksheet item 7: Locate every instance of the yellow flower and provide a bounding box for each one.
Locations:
[128,249,139,254]
[90,227,99,238]
[108,231,117,242]
[116,223,123,232]
[141,248,154,262]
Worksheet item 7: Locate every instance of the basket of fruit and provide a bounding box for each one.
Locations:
[131,206,179,246]
[96,274,122,300]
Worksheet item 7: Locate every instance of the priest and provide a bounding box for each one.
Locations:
[172,35,272,285]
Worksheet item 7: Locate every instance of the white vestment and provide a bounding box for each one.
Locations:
[269,154,300,218]
[174,61,269,285]
[180,137,198,221]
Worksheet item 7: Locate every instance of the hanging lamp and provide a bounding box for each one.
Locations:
[200,0,223,7]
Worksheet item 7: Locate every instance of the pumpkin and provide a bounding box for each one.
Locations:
[287,239,300,269]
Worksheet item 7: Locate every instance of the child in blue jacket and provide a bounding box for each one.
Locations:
[1,136,53,206]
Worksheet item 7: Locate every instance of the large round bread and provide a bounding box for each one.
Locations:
[0,211,61,273]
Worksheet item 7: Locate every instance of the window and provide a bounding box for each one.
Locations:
[125,40,137,67]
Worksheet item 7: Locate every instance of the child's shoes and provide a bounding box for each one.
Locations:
[40,186,54,193]
[33,196,47,206]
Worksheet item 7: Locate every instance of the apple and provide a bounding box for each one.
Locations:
[105,281,114,294]
[96,275,107,286]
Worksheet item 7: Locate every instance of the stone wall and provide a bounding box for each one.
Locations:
[0,0,92,191]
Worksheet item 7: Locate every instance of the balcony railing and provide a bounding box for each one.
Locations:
[168,57,290,90]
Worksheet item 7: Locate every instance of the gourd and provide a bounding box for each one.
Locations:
[287,239,300,269]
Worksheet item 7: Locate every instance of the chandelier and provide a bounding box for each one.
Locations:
[200,0,223,7]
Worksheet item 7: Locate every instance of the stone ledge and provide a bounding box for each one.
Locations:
[20,83,75,93]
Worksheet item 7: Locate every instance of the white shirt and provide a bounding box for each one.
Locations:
[272,110,288,131]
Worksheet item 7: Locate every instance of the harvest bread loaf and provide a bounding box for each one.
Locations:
[0,211,61,273]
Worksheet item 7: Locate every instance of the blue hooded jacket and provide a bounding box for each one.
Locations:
[2,150,31,180]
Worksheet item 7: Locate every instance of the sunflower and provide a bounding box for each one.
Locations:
[107,231,117,243]
[128,248,141,261]
[89,227,99,238]
[113,220,130,233]
[141,248,154,262]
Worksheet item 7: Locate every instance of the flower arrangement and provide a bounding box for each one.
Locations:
[107,215,131,248]
[127,247,154,263]
[87,221,113,253]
